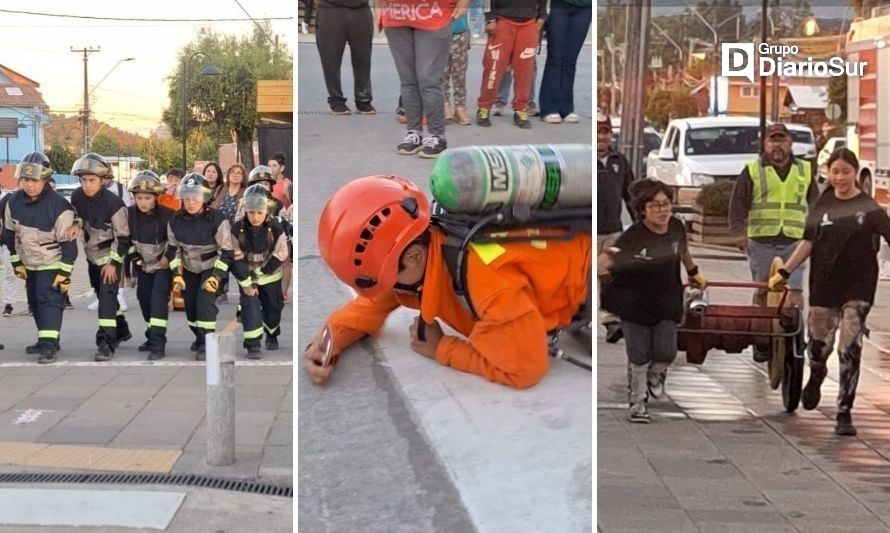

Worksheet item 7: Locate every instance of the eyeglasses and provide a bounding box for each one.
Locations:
[645,201,672,212]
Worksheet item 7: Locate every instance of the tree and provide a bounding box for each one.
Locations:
[646,87,700,130]
[91,133,119,156]
[46,144,75,176]
[162,24,292,170]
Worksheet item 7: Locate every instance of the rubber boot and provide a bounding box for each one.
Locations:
[802,366,827,410]
[628,363,651,423]
[648,362,669,400]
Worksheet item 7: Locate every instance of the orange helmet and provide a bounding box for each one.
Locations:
[318,175,430,299]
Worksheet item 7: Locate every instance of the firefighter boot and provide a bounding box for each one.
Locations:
[628,363,651,423]
[836,411,857,436]
[93,345,114,362]
[265,335,279,351]
[802,366,827,411]
[247,346,262,360]
[37,348,56,365]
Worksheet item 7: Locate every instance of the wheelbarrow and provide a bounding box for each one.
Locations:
[677,274,805,413]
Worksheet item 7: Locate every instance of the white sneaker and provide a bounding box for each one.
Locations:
[117,292,128,311]
[543,113,562,124]
[491,104,504,116]
[564,113,580,123]
[87,299,99,311]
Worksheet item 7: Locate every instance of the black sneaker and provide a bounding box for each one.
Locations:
[476,108,491,127]
[26,343,41,355]
[513,111,532,129]
[836,411,857,436]
[37,349,56,365]
[148,350,165,361]
[246,346,262,360]
[355,102,377,115]
[397,131,423,155]
[418,136,446,159]
[802,368,826,410]
[2,304,11,317]
[330,102,351,115]
[137,342,152,352]
[605,322,623,344]
[93,346,113,362]
[265,337,279,351]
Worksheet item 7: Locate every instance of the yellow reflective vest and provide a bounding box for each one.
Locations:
[747,160,811,239]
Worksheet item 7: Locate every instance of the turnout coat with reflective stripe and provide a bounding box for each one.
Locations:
[2,188,77,271]
[70,187,130,266]
[165,207,234,274]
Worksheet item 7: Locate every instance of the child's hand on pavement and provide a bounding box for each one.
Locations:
[409,317,443,359]
[303,342,333,386]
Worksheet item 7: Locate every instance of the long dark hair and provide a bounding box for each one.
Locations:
[826,148,859,172]
[202,162,224,189]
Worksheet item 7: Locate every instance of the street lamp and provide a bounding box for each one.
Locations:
[181,51,222,171]
[89,57,135,100]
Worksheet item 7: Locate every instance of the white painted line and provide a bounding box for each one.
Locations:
[0,361,293,368]
[13,409,46,425]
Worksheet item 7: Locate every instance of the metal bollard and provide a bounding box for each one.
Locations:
[206,332,236,466]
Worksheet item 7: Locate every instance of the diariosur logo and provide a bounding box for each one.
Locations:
[721,42,868,83]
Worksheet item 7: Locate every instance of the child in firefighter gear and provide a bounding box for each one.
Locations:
[126,171,175,361]
[303,175,591,389]
[230,185,289,359]
[768,148,890,436]
[598,179,707,423]
[69,153,132,361]
[165,173,236,360]
[234,166,283,220]
[1,152,77,363]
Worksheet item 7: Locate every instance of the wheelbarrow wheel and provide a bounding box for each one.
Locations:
[781,308,805,413]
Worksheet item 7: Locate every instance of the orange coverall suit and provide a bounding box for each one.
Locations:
[325,228,592,389]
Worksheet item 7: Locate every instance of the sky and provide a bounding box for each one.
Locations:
[0,1,295,137]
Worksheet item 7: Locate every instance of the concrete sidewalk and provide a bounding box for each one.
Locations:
[598,256,890,533]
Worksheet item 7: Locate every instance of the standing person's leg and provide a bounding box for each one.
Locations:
[494,68,512,115]
[136,269,153,346]
[778,241,806,308]
[527,56,539,115]
[1,245,14,314]
[414,22,452,156]
[193,269,219,361]
[621,320,654,423]
[558,2,592,118]
[240,284,263,358]
[444,33,457,120]
[746,239,777,361]
[259,280,284,350]
[452,30,471,125]
[539,0,567,119]
[25,273,38,341]
[183,270,201,342]
[349,5,375,113]
[147,268,171,359]
[34,270,65,363]
[94,263,122,360]
[647,320,678,399]
[835,301,870,435]
[316,4,351,113]
[477,20,514,125]
[385,26,425,153]
[509,22,539,122]
[803,306,839,411]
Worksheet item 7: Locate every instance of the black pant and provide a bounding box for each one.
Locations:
[88,262,130,351]
[240,280,283,349]
[26,270,66,350]
[183,269,219,346]
[316,4,374,106]
[137,268,172,351]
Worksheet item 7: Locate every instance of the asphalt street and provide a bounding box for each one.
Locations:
[297,41,593,533]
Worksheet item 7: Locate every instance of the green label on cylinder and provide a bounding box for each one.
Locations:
[430,156,459,210]
[538,146,561,209]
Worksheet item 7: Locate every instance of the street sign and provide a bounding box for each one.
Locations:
[0,118,18,139]
[825,103,842,120]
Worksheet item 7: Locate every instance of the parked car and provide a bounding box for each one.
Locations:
[54,184,79,201]
[816,136,847,186]
[787,123,817,161]
[646,116,762,220]
[610,118,663,178]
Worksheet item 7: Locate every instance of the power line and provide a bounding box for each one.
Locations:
[232,0,278,49]
[0,8,292,22]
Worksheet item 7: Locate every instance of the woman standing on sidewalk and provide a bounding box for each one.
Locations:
[538,0,591,124]
[211,164,248,304]
[599,179,707,423]
[769,148,890,436]
[377,0,470,158]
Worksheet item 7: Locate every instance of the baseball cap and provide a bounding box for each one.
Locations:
[766,123,790,138]
[596,111,612,131]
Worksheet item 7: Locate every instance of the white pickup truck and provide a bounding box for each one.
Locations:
[646,116,763,219]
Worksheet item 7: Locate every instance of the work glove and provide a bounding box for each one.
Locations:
[11,259,27,280]
[51,272,71,294]
[687,266,708,289]
[768,268,790,291]
[202,275,221,294]
[172,274,186,292]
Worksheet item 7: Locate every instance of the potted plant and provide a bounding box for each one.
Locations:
[691,180,735,245]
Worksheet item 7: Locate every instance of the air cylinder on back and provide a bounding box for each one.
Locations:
[429,144,592,213]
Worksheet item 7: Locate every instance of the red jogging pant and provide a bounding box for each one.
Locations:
[477,18,539,112]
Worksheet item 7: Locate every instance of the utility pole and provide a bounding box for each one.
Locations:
[770,0,781,121]
[760,0,768,145]
[71,46,100,156]
[619,0,652,180]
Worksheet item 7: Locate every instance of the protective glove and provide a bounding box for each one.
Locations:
[11,260,27,280]
[768,268,790,291]
[51,272,71,294]
[687,266,708,289]
[202,275,221,294]
[172,275,186,292]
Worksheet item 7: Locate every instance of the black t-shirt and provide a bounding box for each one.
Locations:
[601,217,687,326]
[804,190,890,307]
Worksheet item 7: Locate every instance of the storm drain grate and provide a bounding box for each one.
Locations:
[0,472,292,498]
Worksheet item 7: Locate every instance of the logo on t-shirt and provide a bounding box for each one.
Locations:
[612,163,619,173]
[634,247,651,261]
[672,242,679,254]
[819,213,833,227]
[856,212,866,226]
